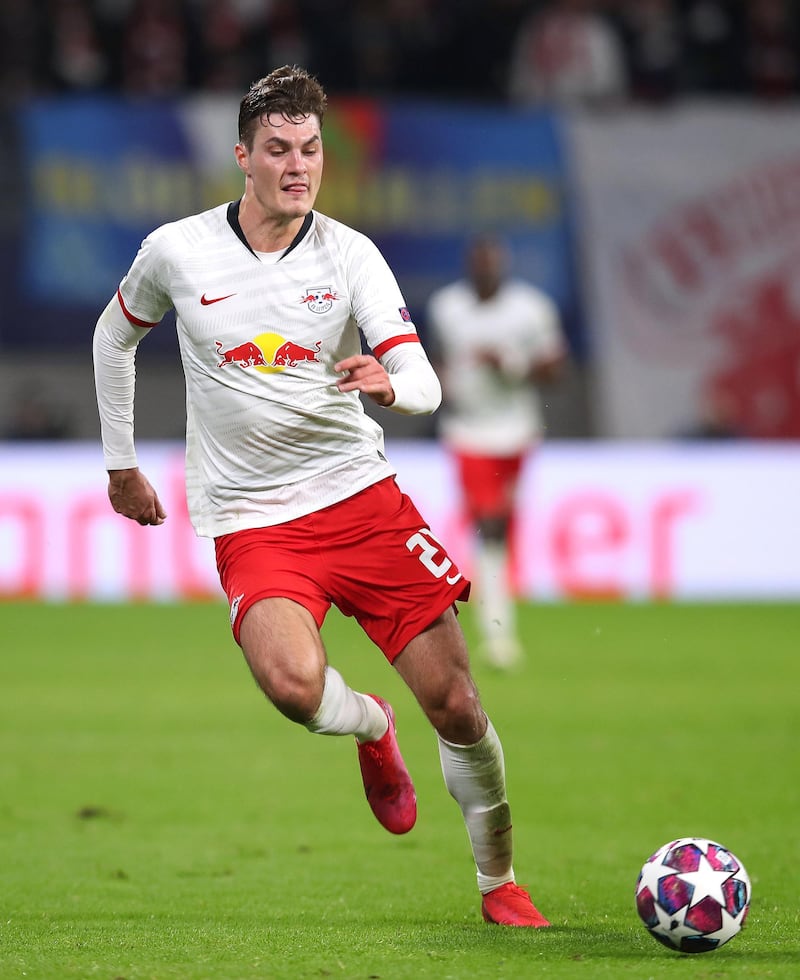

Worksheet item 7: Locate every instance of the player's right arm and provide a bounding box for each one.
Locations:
[107,467,166,526]
[93,295,166,526]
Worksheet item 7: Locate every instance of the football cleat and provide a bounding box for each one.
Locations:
[356,695,417,835]
[481,882,552,927]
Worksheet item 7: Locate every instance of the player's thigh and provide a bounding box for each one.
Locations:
[239,596,328,720]
[394,607,486,744]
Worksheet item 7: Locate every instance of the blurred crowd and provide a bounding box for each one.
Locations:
[1,0,798,107]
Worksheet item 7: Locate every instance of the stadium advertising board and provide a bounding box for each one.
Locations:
[2,442,798,602]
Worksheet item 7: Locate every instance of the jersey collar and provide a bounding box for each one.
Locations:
[226,199,313,260]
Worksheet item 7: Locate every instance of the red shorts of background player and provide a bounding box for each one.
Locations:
[453,450,526,522]
[215,477,470,663]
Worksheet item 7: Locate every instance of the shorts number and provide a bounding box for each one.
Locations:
[405,528,462,586]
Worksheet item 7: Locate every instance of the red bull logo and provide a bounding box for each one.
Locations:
[214,334,323,373]
[299,285,339,314]
[215,340,267,368]
[271,340,322,367]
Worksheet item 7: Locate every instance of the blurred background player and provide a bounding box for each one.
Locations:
[427,235,567,669]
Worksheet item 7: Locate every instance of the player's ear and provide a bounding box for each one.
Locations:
[234,142,249,175]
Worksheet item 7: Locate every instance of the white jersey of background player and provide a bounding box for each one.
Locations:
[427,236,567,668]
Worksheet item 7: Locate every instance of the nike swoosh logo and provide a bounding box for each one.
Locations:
[201,292,236,305]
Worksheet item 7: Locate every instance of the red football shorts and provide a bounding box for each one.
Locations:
[453,450,526,521]
[214,477,470,662]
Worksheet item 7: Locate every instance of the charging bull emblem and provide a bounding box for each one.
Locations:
[271,340,322,367]
[215,336,323,372]
[299,286,339,314]
[216,340,267,368]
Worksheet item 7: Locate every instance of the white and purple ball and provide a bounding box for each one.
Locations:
[635,837,751,954]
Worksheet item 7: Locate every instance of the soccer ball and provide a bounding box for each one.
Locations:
[635,837,751,954]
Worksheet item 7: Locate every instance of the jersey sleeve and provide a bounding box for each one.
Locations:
[342,233,442,414]
[93,226,174,468]
[116,228,174,326]
[532,290,567,361]
[93,296,148,469]
[346,232,421,358]
[380,342,442,415]
[498,287,566,379]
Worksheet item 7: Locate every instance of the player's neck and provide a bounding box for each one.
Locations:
[238,195,308,253]
[475,283,500,302]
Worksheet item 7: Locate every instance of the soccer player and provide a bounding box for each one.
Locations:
[92,65,549,928]
[427,236,567,669]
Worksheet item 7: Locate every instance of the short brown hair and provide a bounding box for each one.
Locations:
[238,65,328,149]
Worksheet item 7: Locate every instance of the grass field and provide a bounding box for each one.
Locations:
[1,600,798,979]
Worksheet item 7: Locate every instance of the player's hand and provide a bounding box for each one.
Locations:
[107,467,167,526]
[335,354,396,406]
[475,349,504,371]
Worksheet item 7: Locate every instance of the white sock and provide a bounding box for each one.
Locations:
[305,666,388,741]
[474,540,517,652]
[437,717,515,894]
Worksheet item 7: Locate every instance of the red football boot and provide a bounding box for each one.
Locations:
[481,883,552,927]
[356,695,417,835]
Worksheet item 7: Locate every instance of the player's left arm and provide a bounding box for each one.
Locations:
[508,291,569,384]
[335,344,442,414]
[341,232,442,414]
[529,346,568,384]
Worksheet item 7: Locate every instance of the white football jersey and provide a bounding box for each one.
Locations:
[427,277,565,454]
[116,204,423,536]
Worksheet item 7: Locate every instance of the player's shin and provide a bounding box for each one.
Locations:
[474,540,520,667]
[437,717,516,892]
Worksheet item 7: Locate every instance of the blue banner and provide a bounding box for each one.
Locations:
[15,95,582,353]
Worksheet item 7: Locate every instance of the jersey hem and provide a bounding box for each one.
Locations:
[194,465,395,538]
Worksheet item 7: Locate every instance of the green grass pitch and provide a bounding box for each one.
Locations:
[1,600,798,979]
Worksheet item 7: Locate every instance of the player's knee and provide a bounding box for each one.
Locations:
[426,675,485,744]
[477,516,509,542]
[262,666,324,725]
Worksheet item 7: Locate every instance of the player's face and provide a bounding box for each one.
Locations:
[236,113,323,223]
[468,239,507,295]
